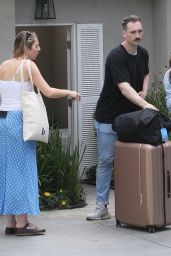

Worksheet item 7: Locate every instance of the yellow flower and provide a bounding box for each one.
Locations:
[61,201,66,206]
[59,189,63,193]
[44,192,51,197]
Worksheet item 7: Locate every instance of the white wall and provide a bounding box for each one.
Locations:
[4,0,171,77]
[15,0,154,69]
[152,0,167,78]
[166,0,171,69]
[0,0,15,62]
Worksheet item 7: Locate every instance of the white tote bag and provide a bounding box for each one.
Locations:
[22,60,49,143]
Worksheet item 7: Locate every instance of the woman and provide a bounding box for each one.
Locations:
[0,31,80,236]
[163,57,171,113]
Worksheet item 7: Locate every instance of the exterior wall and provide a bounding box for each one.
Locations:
[2,0,171,77]
[0,0,15,63]
[152,0,171,78]
[166,0,171,70]
[15,0,153,69]
[152,0,167,78]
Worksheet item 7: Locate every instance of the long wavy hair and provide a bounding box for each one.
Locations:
[13,31,37,58]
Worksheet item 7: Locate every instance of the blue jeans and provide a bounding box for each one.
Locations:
[95,120,118,206]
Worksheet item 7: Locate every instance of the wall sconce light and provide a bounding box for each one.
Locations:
[35,0,56,19]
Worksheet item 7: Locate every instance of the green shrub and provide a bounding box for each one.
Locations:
[147,75,169,117]
[147,75,171,140]
[37,124,86,210]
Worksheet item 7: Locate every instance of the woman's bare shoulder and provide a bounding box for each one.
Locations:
[29,60,38,69]
[0,58,15,69]
[29,60,40,75]
[0,58,21,80]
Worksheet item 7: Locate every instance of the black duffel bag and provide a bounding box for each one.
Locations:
[112,108,171,146]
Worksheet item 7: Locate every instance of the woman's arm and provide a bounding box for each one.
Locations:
[30,61,80,100]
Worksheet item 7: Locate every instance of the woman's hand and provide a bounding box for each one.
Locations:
[68,91,81,101]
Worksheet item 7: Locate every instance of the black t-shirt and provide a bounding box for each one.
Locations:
[95,44,149,123]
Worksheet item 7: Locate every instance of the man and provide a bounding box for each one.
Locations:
[86,15,157,220]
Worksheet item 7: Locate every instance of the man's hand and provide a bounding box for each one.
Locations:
[142,102,158,111]
[138,90,147,99]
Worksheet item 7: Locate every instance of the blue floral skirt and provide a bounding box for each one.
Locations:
[0,111,40,215]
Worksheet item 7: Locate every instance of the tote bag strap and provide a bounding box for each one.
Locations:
[12,60,24,82]
[26,59,41,94]
[26,60,33,85]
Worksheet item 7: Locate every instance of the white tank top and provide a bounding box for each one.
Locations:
[0,60,33,111]
[0,81,33,111]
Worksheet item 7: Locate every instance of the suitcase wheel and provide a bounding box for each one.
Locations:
[116,219,121,227]
[148,226,155,233]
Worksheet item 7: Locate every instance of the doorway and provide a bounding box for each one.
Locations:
[16,25,73,138]
[16,23,104,172]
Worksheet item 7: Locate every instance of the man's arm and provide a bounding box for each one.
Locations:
[118,81,157,110]
[138,73,149,99]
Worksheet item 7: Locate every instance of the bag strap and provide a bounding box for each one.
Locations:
[26,60,33,85]
[12,60,24,82]
[20,62,24,82]
[26,59,41,94]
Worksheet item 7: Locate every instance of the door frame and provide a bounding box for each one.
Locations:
[15,23,78,146]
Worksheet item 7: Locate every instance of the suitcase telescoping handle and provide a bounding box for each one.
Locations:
[167,171,171,198]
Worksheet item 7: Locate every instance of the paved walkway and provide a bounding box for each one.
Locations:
[0,184,171,256]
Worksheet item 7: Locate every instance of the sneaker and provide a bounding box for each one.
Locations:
[86,205,111,220]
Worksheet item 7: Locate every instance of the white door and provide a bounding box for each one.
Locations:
[77,24,103,171]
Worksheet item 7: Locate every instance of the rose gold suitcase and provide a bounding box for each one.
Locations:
[114,141,171,233]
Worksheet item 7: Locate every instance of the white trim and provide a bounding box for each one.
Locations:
[15,23,103,27]
[70,24,79,147]
[16,23,75,27]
